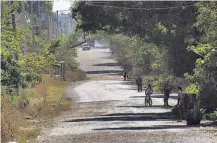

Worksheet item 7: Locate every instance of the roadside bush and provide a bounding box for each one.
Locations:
[1,111,15,143]
[1,75,74,142]
[65,69,87,81]
[184,83,200,95]
[142,75,176,93]
[25,75,72,119]
[200,85,217,113]
[207,109,217,123]
[1,108,27,143]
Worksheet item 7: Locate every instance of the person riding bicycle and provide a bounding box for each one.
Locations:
[145,84,153,101]
[177,86,184,120]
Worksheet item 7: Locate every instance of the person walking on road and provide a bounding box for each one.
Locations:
[163,83,170,106]
[136,76,143,92]
[177,86,184,121]
[123,69,128,81]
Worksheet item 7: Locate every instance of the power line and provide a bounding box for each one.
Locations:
[86,3,197,10]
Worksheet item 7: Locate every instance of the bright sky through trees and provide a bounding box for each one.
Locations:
[52,0,73,12]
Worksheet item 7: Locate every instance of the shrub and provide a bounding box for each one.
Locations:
[1,109,27,143]
[184,83,200,95]
[65,69,87,81]
[208,109,217,123]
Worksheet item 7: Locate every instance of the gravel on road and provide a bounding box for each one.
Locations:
[33,47,217,143]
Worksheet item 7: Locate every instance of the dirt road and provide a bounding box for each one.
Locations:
[35,47,216,143]
[76,48,122,80]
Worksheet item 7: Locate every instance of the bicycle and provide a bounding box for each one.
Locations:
[144,94,152,106]
[145,84,153,106]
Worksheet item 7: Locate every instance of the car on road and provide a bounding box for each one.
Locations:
[82,43,90,51]
[88,43,94,48]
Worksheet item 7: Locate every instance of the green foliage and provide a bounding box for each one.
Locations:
[208,109,217,122]
[1,1,85,142]
[1,1,84,88]
[91,31,166,78]
[187,44,214,57]
[72,1,200,77]
[55,32,82,72]
[1,54,21,86]
[65,70,86,82]
[72,1,217,114]
[184,2,217,113]
[184,84,199,94]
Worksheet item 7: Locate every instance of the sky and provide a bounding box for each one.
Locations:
[52,0,74,13]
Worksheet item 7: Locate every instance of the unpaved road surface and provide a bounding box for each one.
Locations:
[34,47,217,143]
[76,48,122,80]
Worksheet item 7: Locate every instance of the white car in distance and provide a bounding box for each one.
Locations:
[82,43,91,51]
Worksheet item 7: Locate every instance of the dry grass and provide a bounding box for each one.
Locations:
[18,128,41,143]
[26,75,72,119]
[1,107,40,143]
[65,69,87,82]
[1,75,74,143]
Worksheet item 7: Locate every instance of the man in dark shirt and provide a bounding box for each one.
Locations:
[123,69,128,81]
[164,83,170,106]
[136,76,143,92]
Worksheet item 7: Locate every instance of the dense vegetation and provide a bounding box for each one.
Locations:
[72,1,217,114]
[1,1,85,142]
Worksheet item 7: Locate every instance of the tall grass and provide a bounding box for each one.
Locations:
[1,75,74,143]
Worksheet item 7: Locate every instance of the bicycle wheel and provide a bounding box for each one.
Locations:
[149,99,152,106]
[145,98,148,106]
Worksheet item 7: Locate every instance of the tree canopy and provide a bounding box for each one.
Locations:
[72,1,217,112]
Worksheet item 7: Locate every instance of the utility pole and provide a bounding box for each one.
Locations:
[22,1,27,55]
[38,1,41,36]
[46,8,51,39]
[60,21,62,37]
[56,10,59,37]
[10,1,16,32]
[51,15,54,38]
[47,8,50,39]
[11,1,23,96]
[59,61,66,81]
[10,1,18,60]
[65,14,67,35]
[54,9,71,37]
[31,1,35,48]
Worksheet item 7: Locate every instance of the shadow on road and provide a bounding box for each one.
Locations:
[92,47,109,49]
[105,81,134,86]
[130,95,178,100]
[100,56,115,60]
[107,73,122,76]
[119,88,138,91]
[86,70,122,75]
[94,124,190,131]
[64,112,177,123]
[99,112,175,117]
[117,105,173,109]
[93,63,120,67]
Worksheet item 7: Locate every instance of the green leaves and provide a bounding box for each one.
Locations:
[184,2,217,113]
[196,2,217,44]
[184,84,200,94]
[187,43,213,57]
[155,23,168,35]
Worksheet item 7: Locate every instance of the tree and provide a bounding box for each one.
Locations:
[185,2,217,112]
[71,1,200,76]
